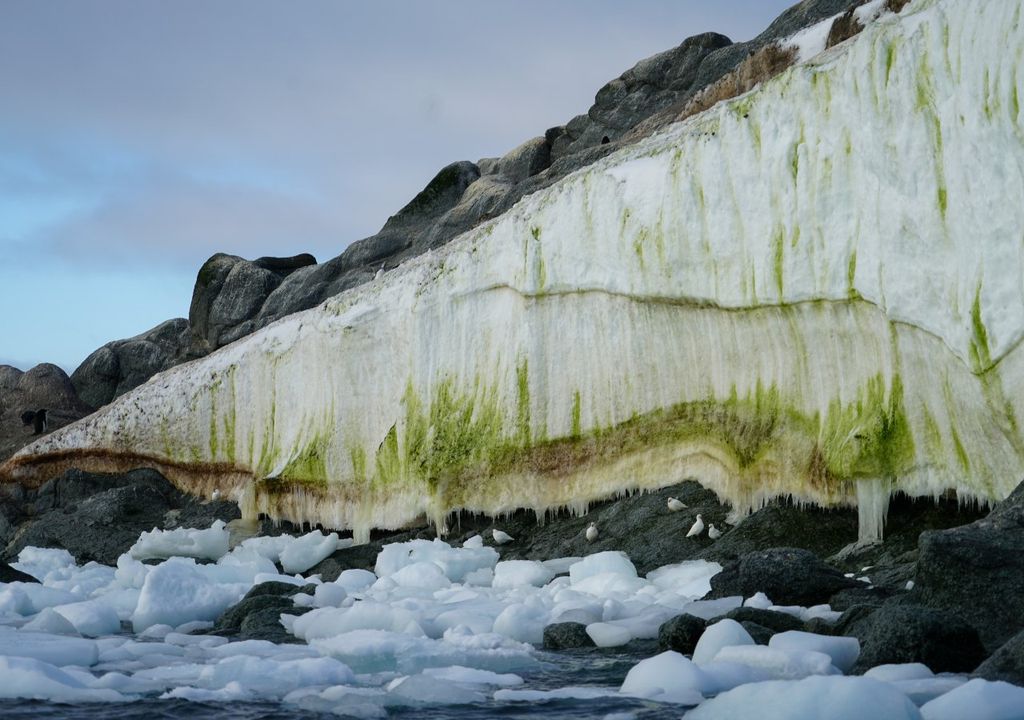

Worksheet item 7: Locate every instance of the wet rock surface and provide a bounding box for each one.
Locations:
[1,468,239,565]
[543,622,596,650]
[850,604,987,674]
[707,547,860,606]
[974,629,1024,686]
[211,581,315,643]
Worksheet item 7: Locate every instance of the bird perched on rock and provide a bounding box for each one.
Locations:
[585,522,599,542]
[667,497,686,512]
[686,514,705,538]
[211,489,222,502]
[708,523,722,540]
[492,529,513,545]
[374,262,386,281]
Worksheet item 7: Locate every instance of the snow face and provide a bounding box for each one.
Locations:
[6,0,1024,542]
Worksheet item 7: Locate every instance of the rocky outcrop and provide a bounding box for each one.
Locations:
[1,467,239,565]
[70,318,193,409]
[542,622,596,650]
[851,604,987,674]
[913,481,1024,652]
[708,548,859,606]
[974,630,1024,686]
[211,581,314,643]
[0,364,92,463]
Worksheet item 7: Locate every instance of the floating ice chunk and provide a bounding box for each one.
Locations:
[312,628,535,675]
[422,665,523,687]
[162,680,252,702]
[744,592,774,609]
[285,684,387,718]
[919,678,1024,720]
[279,530,342,574]
[14,547,76,581]
[290,602,424,641]
[132,557,247,632]
[200,655,356,697]
[495,686,621,701]
[619,651,705,705]
[114,554,150,589]
[769,631,860,673]
[891,677,968,706]
[569,552,637,584]
[713,645,839,680]
[22,608,81,635]
[462,535,484,549]
[865,664,935,682]
[0,582,79,616]
[335,569,377,593]
[692,619,756,665]
[682,596,743,620]
[312,583,347,608]
[586,622,632,648]
[375,539,498,583]
[387,673,486,705]
[646,560,722,598]
[492,603,547,644]
[390,561,451,590]
[698,660,773,695]
[541,557,581,575]
[688,676,922,719]
[573,572,649,596]
[492,560,555,589]
[53,600,122,637]
[0,655,128,703]
[0,627,98,666]
[463,568,494,586]
[129,520,230,561]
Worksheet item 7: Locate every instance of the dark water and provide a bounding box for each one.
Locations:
[0,643,684,720]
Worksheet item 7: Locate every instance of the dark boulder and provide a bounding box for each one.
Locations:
[716,607,805,634]
[740,621,775,646]
[306,542,384,581]
[658,613,707,654]
[914,481,1024,651]
[213,581,314,642]
[851,604,986,674]
[0,561,37,583]
[708,547,860,606]
[974,629,1024,686]
[238,605,311,643]
[71,318,192,409]
[0,363,94,463]
[542,622,596,650]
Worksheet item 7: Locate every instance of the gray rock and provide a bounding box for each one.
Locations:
[0,363,93,463]
[658,613,706,654]
[708,547,860,606]
[914,480,1024,651]
[238,605,310,643]
[0,561,37,583]
[974,629,1024,686]
[71,318,192,409]
[852,604,986,674]
[829,586,898,612]
[214,594,296,634]
[716,607,805,634]
[741,621,775,646]
[305,542,384,581]
[542,622,595,650]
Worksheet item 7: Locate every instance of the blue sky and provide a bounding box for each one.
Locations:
[0,0,794,371]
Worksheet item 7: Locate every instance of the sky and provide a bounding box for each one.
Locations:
[0,0,795,372]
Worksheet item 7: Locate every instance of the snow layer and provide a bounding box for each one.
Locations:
[6,0,1024,542]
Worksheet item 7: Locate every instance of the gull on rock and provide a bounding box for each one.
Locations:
[708,523,722,540]
[686,514,705,538]
[211,489,221,502]
[492,529,514,545]
[585,522,599,542]
[667,497,686,512]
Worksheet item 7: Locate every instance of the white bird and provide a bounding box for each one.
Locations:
[492,529,514,545]
[686,514,705,538]
[585,522,599,542]
[667,497,686,512]
[374,262,386,281]
[211,489,221,501]
[708,523,722,540]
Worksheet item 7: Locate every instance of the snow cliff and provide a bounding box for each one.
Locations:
[6,0,1024,542]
